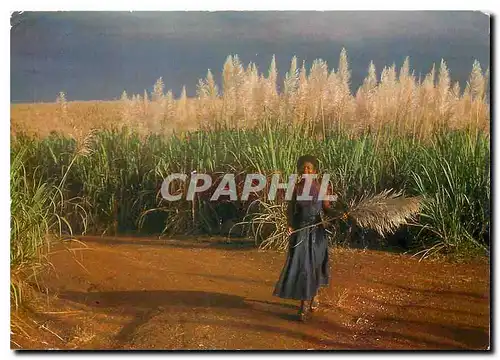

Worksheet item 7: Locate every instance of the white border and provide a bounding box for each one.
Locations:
[5,1,500,11]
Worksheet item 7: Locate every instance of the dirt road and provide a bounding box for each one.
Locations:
[11,236,490,350]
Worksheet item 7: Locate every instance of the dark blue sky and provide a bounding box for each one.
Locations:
[11,11,490,103]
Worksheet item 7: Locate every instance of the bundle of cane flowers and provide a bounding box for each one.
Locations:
[289,189,422,238]
[326,189,423,237]
[237,189,423,251]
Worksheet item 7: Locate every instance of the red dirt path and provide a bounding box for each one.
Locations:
[11,236,490,350]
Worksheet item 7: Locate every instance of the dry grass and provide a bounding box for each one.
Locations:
[68,323,96,347]
[337,288,349,307]
[11,50,489,139]
[11,101,121,137]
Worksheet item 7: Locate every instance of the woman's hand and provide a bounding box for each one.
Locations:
[287,226,293,235]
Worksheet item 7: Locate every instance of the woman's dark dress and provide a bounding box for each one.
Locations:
[273,180,330,301]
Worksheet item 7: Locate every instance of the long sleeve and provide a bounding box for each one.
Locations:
[322,182,337,218]
[287,189,296,228]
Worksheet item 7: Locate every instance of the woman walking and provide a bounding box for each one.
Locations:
[273,154,336,321]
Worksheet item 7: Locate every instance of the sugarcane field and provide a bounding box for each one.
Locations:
[10,11,490,350]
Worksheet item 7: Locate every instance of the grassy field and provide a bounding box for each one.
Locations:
[11,50,490,309]
[12,50,489,138]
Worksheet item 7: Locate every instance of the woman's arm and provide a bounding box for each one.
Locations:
[287,188,296,229]
[322,182,337,217]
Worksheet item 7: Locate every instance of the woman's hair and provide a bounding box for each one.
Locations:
[296,154,319,172]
